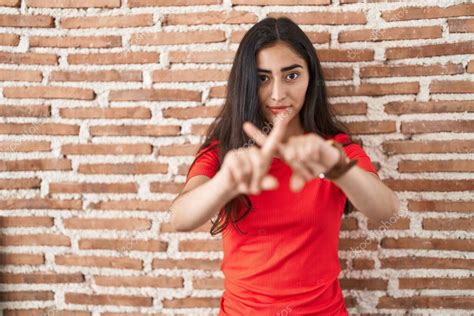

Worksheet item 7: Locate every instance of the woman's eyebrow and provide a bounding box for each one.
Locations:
[257,64,303,73]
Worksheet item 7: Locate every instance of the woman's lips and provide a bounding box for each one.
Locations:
[267,106,290,114]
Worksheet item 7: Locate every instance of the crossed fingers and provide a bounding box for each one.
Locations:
[243,115,329,192]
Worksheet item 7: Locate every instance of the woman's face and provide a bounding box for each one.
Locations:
[256,41,310,128]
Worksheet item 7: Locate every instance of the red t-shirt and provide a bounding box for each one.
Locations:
[186,132,379,315]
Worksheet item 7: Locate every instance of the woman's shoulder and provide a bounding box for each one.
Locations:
[195,139,220,157]
[329,132,352,146]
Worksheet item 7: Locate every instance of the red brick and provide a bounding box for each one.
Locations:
[56,255,142,270]
[0,291,53,301]
[448,18,474,33]
[340,278,388,290]
[361,63,464,78]
[169,50,235,64]
[0,198,82,210]
[49,182,138,194]
[0,52,58,65]
[193,277,223,290]
[339,238,378,251]
[352,258,375,270]
[51,70,142,82]
[0,272,84,284]
[467,60,474,73]
[30,36,121,48]
[385,100,473,114]
[381,237,473,251]
[61,143,152,155]
[0,33,19,46]
[163,11,257,26]
[0,14,54,27]
[78,162,167,174]
[345,121,396,134]
[386,41,474,60]
[0,105,49,116]
[430,80,474,94]
[268,11,366,25]
[130,30,225,45]
[28,0,120,8]
[3,309,90,316]
[0,253,44,265]
[399,277,474,289]
[377,295,474,309]
[0,0,20,7]
[94,275,182,288]
[408,200,473,213]
[385,179,473,192]
[60,106,149,118]
[89,199,169,212]
[0,178,40,190]
[422,218,473,231]
[128,0,219,6]
[178,239,222,252]
[158,143,200,156]
[0,123,78,135]
[383,139,474,155]
[152,69,229,82]
[0,234,70,246]
[340,218,358,231]
[152,258,221,270]
[162,105,222,119]
[90,125,180,137]
[63,218,151,230]
[65,293,152,306]
[109,89,201,102]
[0,141,50,152]
[61,14,153,28]
[402,120,474,133]
[68,52,159,65]
[331,102,367,115]
[380,256,473,270]
[339,26,442,42]
[0,159,71,171]
[367,217,410,230]
[399,160,473,173]
[79,238,167,252]
[3,86,95,100]
[328,82,419,97]
[382,4,474,21]
[0,69,43,82]
[162,297,220,308]
[0,216,53,228]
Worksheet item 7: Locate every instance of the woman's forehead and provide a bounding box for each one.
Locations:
[256,43,306,69]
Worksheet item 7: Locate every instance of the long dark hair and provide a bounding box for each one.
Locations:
[186,16,356,236]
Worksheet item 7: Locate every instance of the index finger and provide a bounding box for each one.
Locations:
[260,111,291,158]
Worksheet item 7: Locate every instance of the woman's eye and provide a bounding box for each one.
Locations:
[258,75,268,83]
[287,72,299,80]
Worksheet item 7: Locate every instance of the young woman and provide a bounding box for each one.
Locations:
[170,17,399,315]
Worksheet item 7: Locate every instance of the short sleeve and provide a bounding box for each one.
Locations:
[344,143,379,178]
[186,144,220,183]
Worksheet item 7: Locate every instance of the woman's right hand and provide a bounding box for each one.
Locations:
[217,113,290,196]
[218,146,278,196]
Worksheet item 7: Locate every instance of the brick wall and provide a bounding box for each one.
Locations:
[0,0,472,314]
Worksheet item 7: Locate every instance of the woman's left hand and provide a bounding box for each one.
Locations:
[243,122,343,192]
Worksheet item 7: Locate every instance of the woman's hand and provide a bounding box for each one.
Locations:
[218,112,292,196]
[243,122,342,192]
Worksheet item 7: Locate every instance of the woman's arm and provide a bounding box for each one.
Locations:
[170,172,238,232]
[332,153,400,223]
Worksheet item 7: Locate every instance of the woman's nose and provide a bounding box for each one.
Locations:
[271,80,286,101]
